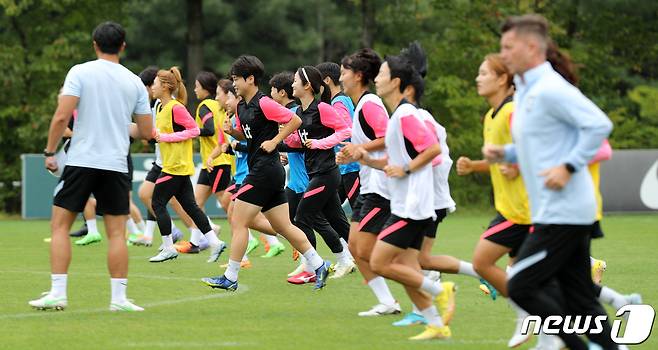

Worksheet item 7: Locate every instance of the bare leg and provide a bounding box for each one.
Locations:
[104,214,129,278]
[472,239,512,297]
[50,206,78,274]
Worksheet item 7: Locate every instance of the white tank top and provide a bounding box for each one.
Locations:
[419,109,456,211]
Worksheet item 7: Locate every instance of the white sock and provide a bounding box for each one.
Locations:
[170,219,178,231]
[590,256,596,266]
[203,230,222,246]
[144,220,156,240]
[458,261,480,278]
[248,229,255,241]
[162,235,173,249]
[264,234,280,246]
[136,220,146,232]
[506,265,512,273]
[224,259,241,281]
[86,219,99,235]
[126,218,140,234]
[242,254,249,262]
[335,249,352,265]
[50,274,67,298]
[207,216,215,226]
[420,277,443,297]
[339,238,353,259]
[508,299,529,319]
[110,278,127,303]
[190,228,203,246]
[419,305,444,327]
[301,255,312,272]
[302,248,323,271]
[599,286,628,310]
[412,303,421,315]
[367,276,396,306]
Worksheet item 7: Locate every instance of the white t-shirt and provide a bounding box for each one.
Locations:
[419,109,456,211]
[62,59,151,173]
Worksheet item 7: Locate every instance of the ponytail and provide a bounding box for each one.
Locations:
[320,81,332,104]
[170,67,187,105]
[547,41,579,86]
[297,66,332,103]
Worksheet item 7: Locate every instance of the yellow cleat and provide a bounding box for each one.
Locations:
[591,258,606,284]
[435,281,457,325]
[409,325,451,340]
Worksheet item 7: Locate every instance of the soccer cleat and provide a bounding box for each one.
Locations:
[130,234,153,247]
[175,241,200,254]
[69,223,88,237]
[206,241,227,263]
[29,293,67,310]
[479,278,498,301]
[259,235,270,253]
[358,302,402,317]
[149,247,178,262]
[43,237,52,243]
[171,226,183,243]
[508,316,533,348]
[313,260,330,290]
[409,325,451,340]
[435,281,457,325]
[261,242,285,258]
[245,238,260,255]
[329,260,356,279]
[202,275,238,291]
[287,271,316,284]
[74,232,102,246]
[591,259,606,284]
[109,300,144,312]
[292,249,300,261]
[393,312,427,327]
[127,232,142,243]
[288,262,305,277]
[530,332,561,350]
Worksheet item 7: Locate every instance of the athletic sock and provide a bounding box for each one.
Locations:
[458,261,480,278]
[264,234,281,246]
[302,248,323,271]
[189,228,203,246]
[419,305,444,327]
[241,254,249,262]
[367,276,396,306]
[420,276,443,297]
[590,256,596,266]
[86,219,99,235]
[203,230,222,247]
[412,303,421,315]
[126,218,140,234]
[170,219,178,231]
[301,255,311,273]
[335,249,352,265]
[144,220,156,240]
[162,235,174,249]
[136,220,146,232]
[110,278,127,303]
[598,286,629,310]
[207,215,215,227]
[339,237,353,258]
[50,274,67,299]
[224,259,241,281]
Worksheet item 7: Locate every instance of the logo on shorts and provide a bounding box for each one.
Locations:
[520,304,655,345]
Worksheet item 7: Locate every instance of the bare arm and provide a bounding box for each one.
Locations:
[46,95,78,153]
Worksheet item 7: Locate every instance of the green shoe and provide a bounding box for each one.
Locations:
[75,232,102,246]
[245,238,260,256]
[261,243,285,258]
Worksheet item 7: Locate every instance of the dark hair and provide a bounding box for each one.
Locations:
[501,14,549,51]
[230,55,265,85]
[196,71,218,98]
[386,43,427,98]
[547,41,578,86]
[92,21,126,54]
[218,78,235,95]
[316,62,340,86]
[269,71,294,99]
[400,42,427,103]
[297,66,332,104]
[138,66,159,87]
[341,48,382,86]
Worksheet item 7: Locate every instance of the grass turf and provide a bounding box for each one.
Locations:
[0,212,655,349]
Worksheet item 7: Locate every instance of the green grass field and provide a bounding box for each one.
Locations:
[0,212,656,350]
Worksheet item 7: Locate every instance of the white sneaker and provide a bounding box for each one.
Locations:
[29,293,67,310]
[530,332,561,350]
[131,235,153,247]
[508,316,532,347]
[206,240,226,263]
[288,262,305,277]
[149,247,178,262]
[110,300,144,312]
[358,302,402,317]
[329,260,356,279]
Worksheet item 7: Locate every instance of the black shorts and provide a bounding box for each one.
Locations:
[197,164,232,193]
[234,176,287,212]
[592,220,604,239]
[354,193,391,234]
[53,166,130,215]
[481,212,531,258]
[127,154,134,182]
[424,208,448,238]
[145,163,162,183]
[226,180,239,195]
[339,171,360,207]
[379,214,434,250]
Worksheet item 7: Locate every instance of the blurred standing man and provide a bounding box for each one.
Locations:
[30,21,152,312]
[484,14,617,350]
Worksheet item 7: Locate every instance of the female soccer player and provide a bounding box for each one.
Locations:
[147,67,225,263]
[201,55,329,291]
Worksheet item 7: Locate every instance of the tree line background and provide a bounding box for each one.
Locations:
[2,0,657,213]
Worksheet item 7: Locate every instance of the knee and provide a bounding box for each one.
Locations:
[418,253,431,269]
[369,259,387,277]
[472,256,488,276]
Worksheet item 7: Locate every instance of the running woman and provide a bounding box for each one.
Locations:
[148,67,225,263]
[356,53,450,340]
[202,55,329,291]
[337,49,401,316]
[285,66,355,281]
[33,22,151,311]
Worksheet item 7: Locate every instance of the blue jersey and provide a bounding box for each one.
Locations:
[332,93,360,174]
[286,104,309,193]
[231,118,249,185]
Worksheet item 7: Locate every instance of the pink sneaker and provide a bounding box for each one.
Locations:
[286,271,316,284]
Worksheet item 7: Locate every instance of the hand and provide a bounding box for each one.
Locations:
[206,156,214,172]
[499,163,520,180]
[280,153,289,166]
[384,165,405,178]
[223,119,234,134]
[154,132,161,143]
[260,139,277,153]
[540,165,572,190]
[352,146,368,162]
[304,139,315,149]
[456,156,473,176]
[220,143,229,154]
[336,152,347,165]
[45,156,58,172]
[482,144,505,163]
[340,142,357,160]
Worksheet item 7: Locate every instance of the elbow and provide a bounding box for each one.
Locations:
[190,127,200,137]
[429,144,441,158]
[291,115,302,128]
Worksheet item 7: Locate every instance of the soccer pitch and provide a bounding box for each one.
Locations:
[1,212,656,349]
